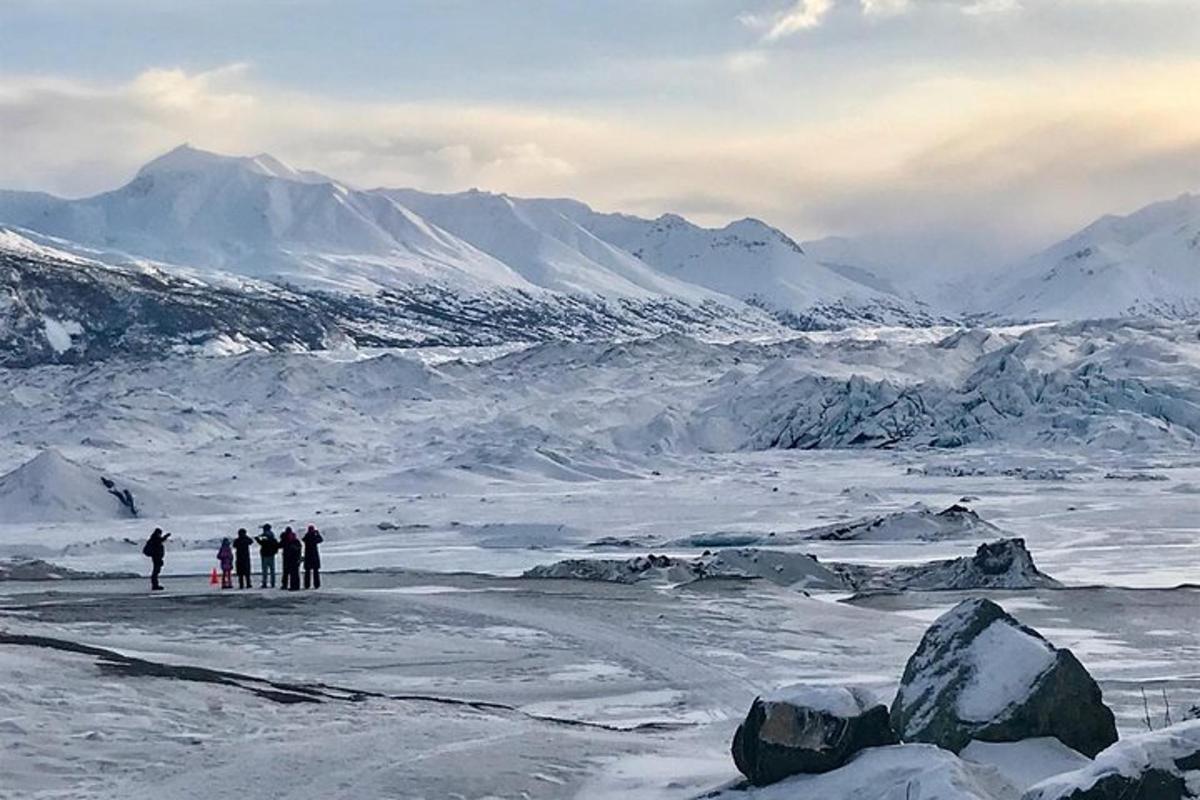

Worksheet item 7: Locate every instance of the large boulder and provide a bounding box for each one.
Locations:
[732,685,899,785]
[891,598,1117,757]
[1023,720,1200,800]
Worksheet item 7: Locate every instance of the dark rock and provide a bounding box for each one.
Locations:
[732,686,899,785]
[891,598,1117,757]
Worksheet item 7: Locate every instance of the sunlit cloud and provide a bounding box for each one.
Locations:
[743,0,835,39]
[2,54,1200,268]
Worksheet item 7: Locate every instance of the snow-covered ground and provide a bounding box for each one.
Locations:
[1,322,1199,798]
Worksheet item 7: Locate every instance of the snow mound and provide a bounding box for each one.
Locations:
[711,744,1020,800]
[961,738,1090,792]
[806,504,1004,543]
[0,450,219,524]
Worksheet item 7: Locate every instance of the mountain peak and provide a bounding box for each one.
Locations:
[136,144,332,185]
[136,144,234,176]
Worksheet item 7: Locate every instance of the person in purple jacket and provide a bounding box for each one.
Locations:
[217,538,234,589]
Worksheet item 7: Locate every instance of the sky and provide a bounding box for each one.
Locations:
[2,0,1200,272]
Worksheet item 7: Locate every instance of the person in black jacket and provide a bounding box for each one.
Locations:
[232,529,254,589]
[280,527,302,592]
[302,525,324,589]
[255,524,279,588]
[142,528,171,591]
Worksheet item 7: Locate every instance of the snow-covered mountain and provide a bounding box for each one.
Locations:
[0,145,529,294]
[384,188,938,325]
[0,145,938,336]
[987,193,1200,321]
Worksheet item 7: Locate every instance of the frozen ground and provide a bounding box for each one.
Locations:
[1,323,1199,798]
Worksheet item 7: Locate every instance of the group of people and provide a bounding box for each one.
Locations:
[143,523,323,592]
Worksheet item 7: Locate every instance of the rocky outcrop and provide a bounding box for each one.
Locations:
[522,539,1059,593]
[839,538,1061,593]
[891,599,1117,757]
[731,686,899,785]
[1023,720,1200,800]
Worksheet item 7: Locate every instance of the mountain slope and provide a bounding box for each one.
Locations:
[989,193,1200,321]
[0,228,782,367]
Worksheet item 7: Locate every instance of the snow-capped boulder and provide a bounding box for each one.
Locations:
[731,685,899,785]
[716,744,1019,799]
[807,504,1003,543]
[840,539,1061,593]
[891,599,1117,757]
[1023,720,1200,800]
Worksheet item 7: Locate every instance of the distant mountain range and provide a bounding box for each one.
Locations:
[0,145,1196,366]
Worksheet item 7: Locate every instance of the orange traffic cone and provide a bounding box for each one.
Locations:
[210,568,219,587]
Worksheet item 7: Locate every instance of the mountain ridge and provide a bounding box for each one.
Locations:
[0,145,936,329]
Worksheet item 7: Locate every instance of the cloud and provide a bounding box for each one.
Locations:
[860,0,912,17]
[2,59,1200,273]
[744,0,835,39]
[753,0,1027,36]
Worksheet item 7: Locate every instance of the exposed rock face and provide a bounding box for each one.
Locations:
[732,686,899,785]
[839,538,1061,593]
[891,599,1117,757]
[1022,720,1200,800]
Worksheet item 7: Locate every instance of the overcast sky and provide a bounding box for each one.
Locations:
[2,0,1199,269]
